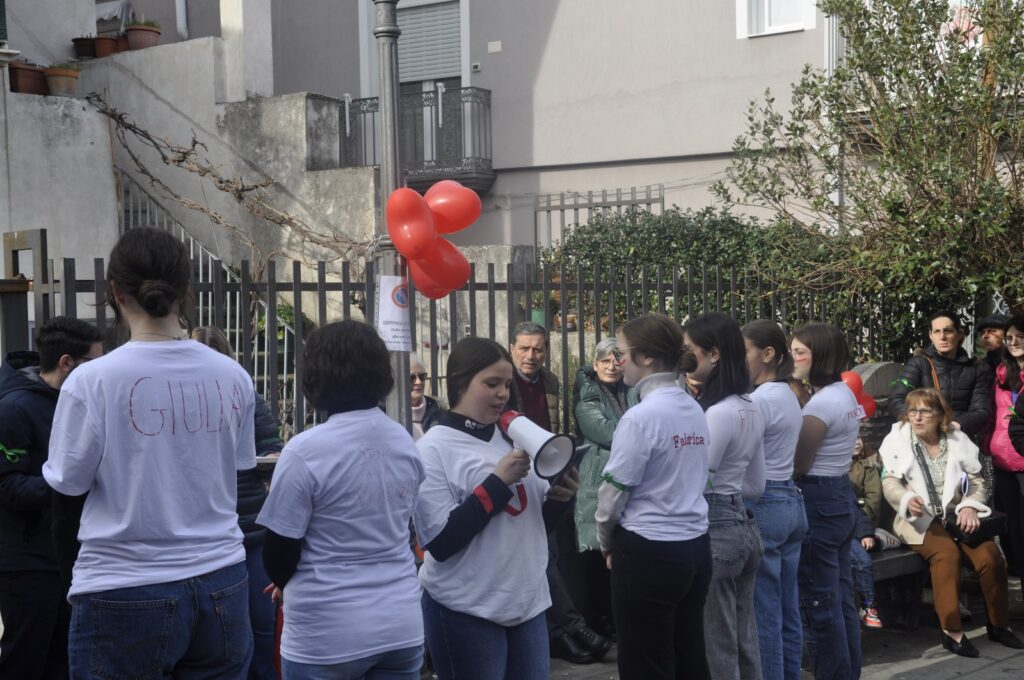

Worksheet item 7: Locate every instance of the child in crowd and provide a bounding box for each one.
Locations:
[849,430,884,629]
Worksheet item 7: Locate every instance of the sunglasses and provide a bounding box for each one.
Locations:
[410,372,428,384]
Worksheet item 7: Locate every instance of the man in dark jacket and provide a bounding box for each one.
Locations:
[889,311,993,440]
[978,314,1010,374]
[0,316,102,680]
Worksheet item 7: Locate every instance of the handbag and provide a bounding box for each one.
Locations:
[911,437,1007,548]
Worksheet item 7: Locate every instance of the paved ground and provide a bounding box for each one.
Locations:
[552,587,1024,680]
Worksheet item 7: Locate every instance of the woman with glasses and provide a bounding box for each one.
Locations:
[889,311,993,441]
[990,316,1024,594]
[790,323,861,679]
[410,353,442,440]
[597,313,712,680]
[880,388,1022,657]
[572,337,636,636]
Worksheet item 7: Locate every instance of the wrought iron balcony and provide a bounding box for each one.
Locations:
[341,86,494,193]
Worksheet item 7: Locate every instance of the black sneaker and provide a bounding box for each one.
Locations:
[569,624,612,661]
[550,632,595,664]
[987,624,1024,649]
[941,631,980,658]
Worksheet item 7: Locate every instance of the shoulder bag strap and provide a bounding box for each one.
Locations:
[924,356,941,391]
[911,437,945,520]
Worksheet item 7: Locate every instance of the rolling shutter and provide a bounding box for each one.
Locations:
[397,1,461,83]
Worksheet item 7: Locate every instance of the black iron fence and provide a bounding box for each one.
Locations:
[9,247,906,441]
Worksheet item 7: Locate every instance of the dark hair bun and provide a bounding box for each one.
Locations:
[137,279,178,318]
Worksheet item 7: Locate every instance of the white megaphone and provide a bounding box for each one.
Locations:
[498,410,575,481]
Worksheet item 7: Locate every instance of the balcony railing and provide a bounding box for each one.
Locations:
[341,86,494,193]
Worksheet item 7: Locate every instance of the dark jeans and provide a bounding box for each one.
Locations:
[422,591,549,680]
[545,530,587,637]
[994,467,1024,589]
[69,561,252,680]
[246,544,277,680]
[849,539,876,606]
[611,526,712,680]
[0,569,69,680]
[797,475,861,680]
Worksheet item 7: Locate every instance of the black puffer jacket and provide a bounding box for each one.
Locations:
[0,351,61,572]
[888,345,993,438]
[237,393,282,549]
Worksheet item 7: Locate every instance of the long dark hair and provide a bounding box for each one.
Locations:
[999,315,1024,393]
[741,319,794,380]
[791,323,849,388]
[682,312,750,411]
[447,337,513,408]
[619,313,685,373]
[106,228,193,327]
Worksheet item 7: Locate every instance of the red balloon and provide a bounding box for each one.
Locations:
[841,371,864,398]
[415,237,471,290]
[859,394,877,419]
[425,180,482,234]
[408,260,451,300]
[386,188,437,259]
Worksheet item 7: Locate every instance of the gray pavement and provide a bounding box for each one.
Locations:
[551,596,1024,679]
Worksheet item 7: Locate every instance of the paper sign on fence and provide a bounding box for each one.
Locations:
[375,275,412,352]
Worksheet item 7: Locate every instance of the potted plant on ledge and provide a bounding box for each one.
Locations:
[44,64,80,97]
[125,19,161,50]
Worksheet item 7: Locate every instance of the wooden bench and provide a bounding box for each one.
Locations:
[871,548,928,630]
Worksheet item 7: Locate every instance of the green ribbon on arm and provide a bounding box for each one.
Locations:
[0,443,27,463]
[891,377,916,391]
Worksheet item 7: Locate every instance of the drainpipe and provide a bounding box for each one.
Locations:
[176,0,189,40]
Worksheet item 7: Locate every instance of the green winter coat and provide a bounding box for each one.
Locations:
[572,367,637,552]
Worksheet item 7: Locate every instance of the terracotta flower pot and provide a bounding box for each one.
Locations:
[44,67,79,97]
[8,63,49,95]
[72,37,96,59]
[126,25,161,50]
[94,36,118,58]
[117,33,129,52]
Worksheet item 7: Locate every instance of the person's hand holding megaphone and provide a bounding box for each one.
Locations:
[493,448,532,485]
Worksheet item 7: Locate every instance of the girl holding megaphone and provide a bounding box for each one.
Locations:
[414,337,578,680]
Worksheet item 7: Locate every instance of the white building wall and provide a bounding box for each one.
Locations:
[5,0,96,66]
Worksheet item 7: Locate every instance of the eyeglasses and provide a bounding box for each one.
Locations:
[410,372,428,384]
[907,408,937,418]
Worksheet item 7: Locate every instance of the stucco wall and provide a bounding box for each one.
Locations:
[0,76,120,279]
[5,0,96,66]
[468,0,823,169]
[271,0,361,99]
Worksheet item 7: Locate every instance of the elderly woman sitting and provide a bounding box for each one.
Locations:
[880,388,1023,657]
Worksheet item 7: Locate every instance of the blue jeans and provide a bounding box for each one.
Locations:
[747,479,807,680]
[797,476,861,680]
[422,591,549,680]
[704,493,763,680]
[281,645,422,680]
[246,544,278,680]
[69,561,252,680]
[848,539,875,606]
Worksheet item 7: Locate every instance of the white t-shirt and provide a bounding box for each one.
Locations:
[43,340,256,597]
[414,425,551,626]
[602,385,709,541]
[802,381,862,477]
[705,394,765,499]
[752,381,803,482]
[257,408,425,665]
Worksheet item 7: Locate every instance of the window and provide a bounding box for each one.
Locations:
[737,0,817,38]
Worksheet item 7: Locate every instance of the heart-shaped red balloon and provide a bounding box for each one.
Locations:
[415,237,471,290]
[425,180,482,234]
[859,394,877,419]
[841,370,864,398]
[409,260,452,300]
[386,188,437,259]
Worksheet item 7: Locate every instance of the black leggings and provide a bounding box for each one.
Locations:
[611,527,712,680]
[994,467,1024,588]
